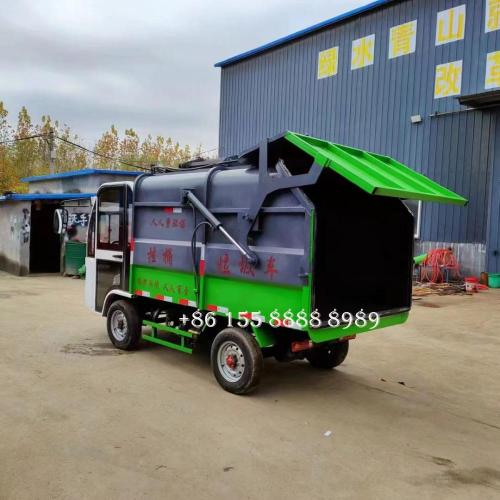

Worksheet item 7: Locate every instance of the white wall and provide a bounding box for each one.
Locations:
[0,201,31,275]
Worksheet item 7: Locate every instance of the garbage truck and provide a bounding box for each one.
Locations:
[83,131,467,394]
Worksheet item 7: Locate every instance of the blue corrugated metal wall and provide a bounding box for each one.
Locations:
[218,0,499,253]
[487,111,500,272]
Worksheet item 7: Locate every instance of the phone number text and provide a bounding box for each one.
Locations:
[179,309,380,329]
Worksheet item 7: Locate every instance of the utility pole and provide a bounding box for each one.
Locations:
[48,128,56,174]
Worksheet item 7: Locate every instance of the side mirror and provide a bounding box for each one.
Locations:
[53,208,69,234]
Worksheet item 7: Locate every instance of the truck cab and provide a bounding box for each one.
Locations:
[85,182,134,314]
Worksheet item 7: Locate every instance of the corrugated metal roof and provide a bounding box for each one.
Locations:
[0,193,95,202]
[284,132,468,206]
[214,0,395,68]
[22,168,142,183]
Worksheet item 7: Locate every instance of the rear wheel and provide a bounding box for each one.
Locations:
[107,300,142,350]
[211,327,263,395]
[306,341,349,369]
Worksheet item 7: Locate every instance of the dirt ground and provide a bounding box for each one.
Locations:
[1,273,500,499]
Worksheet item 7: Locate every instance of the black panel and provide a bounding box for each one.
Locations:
[29,202,61,273]
[302,169,413,316]
[96,260,122,312]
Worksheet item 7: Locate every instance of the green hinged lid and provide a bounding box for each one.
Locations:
[284,131,468,206]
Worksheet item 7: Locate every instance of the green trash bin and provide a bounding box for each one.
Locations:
[65,241,86,276]
[488,273,500,288]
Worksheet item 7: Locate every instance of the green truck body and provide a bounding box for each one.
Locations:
[85,131,466,393]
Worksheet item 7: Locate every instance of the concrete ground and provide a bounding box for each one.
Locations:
[1,273,500,499]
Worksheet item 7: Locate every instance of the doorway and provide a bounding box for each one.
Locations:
[29,201,61,273]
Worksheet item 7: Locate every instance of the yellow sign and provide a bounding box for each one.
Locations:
[485,51,500,89]
[434,60,463,98]
[389,20,417,59]
[317,47,339,79]
[351,34,375,70]
[486,0,500,32]
[436,5,466,46]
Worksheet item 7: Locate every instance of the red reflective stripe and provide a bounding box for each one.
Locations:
[339,335,356,342]
[199,260,206,276]
[179,298,189,306]
[135,290,143,296]
[207,304,217,311]
[241,312,252,319]
[291,340,312,353]
[164,207,174,213]
[130,238,135,251]
[155,294,163,300]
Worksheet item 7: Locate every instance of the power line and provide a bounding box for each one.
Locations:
[189,147,218,160]
[0,132,148,170]
[55,135,149,171]
[0,133,48,145]
[0,131,217,170]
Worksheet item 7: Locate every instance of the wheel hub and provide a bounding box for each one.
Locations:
[217,341,245,382]
[110,310,128,342]
[226,354,237,369]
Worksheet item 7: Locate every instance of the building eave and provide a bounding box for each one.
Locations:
[0,193,96,202]
[214,0,395,68]
[21,169,142,183]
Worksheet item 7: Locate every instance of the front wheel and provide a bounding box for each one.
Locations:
[210,327,263,395]
[306,341,349,369]
[107,300,142,350]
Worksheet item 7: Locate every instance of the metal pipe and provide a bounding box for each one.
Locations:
[218,226,257,264]
[184,190,221,228]
[184,190,258,265]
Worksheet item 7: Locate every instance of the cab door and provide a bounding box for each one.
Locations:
[94,184,131,312]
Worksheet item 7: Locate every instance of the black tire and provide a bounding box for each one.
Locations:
[106,299,142,350]
[306,341,349,369]
[210,327,263,395]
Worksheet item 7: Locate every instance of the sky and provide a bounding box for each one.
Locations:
[0,0,369,153]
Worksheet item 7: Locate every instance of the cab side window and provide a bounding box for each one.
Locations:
[97,188,124,250]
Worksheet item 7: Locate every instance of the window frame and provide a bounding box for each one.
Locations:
[96,187,125,251]
[87,202,96,257]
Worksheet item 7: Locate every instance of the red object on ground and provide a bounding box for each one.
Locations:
[420,248,461,283]
[465,277,478,292]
